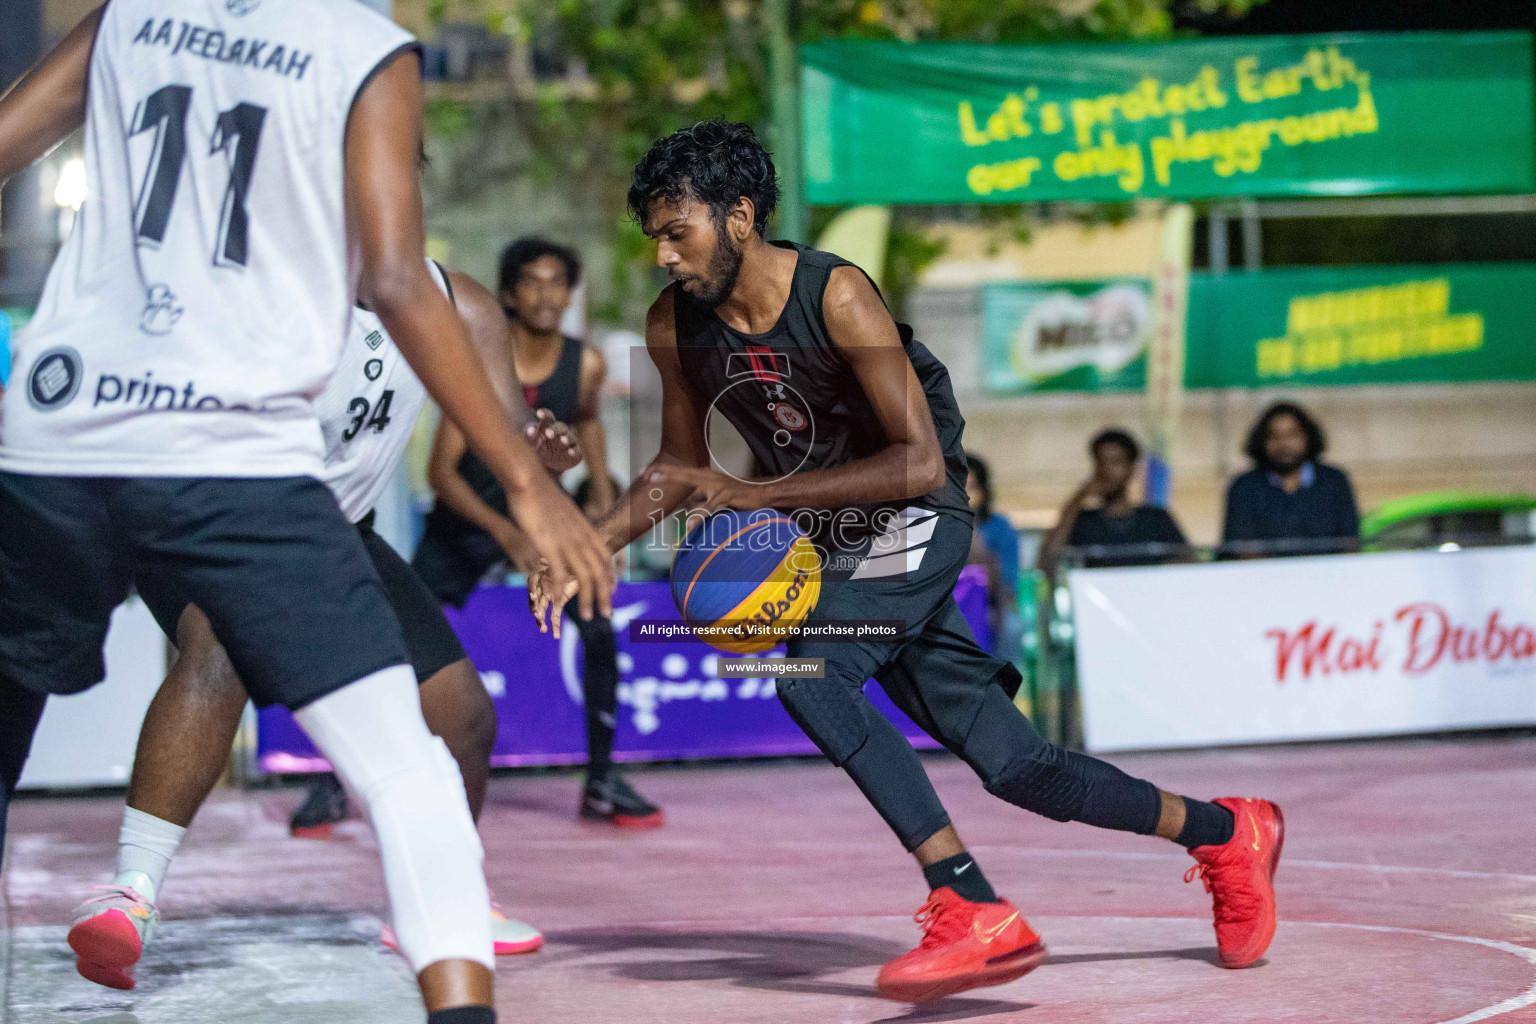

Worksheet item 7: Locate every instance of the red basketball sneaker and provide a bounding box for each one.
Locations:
[1184,796,1285,969]
[876,888,1047,1003]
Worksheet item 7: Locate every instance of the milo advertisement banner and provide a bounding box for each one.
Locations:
[1184,263,1536,388]
[803,32,1533,205]
[982,279,1153,394]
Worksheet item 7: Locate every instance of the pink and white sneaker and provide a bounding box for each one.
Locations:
[380,902,543,957]
[67,872,159,991]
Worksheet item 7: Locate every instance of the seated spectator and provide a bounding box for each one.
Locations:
[1037,428,1187,573]
[1223,401,1359,557]
[965,452,1023,662]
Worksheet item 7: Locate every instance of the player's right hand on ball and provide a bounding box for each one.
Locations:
[511,475,614,623]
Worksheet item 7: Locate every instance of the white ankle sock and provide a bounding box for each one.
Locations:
[114,807,185,903]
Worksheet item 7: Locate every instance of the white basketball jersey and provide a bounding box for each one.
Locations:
[0,0,415,478]
[316,259,442,523]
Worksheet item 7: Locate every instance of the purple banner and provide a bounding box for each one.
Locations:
[257,566,991,773]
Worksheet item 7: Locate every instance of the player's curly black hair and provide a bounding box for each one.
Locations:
[498,237,582,293]
[1244,401,1327,468]
[627,121,780,236]
[1090,428,1141,464]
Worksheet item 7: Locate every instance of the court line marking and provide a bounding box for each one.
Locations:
[963,846,1536,885]
[510,837,1536,885]
[614,913,1536,1024]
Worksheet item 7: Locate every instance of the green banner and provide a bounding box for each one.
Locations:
[803,32,1534,205]
[1184,263,1536,388]
[982,279,1152,394]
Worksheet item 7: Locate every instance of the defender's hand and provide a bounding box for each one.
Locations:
[528,564,582,639]
[648,465,763,514]
[492,520,541,577]
[510,475,614,623]
[525,408,582,473]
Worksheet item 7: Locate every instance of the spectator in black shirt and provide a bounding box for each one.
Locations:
[1037,428,1188,574]
[1222,401,1360,557]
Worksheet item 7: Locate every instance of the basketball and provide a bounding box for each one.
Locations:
[670,508,822,654]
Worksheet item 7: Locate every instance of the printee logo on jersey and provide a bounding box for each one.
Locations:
[131,19,314,81]
[92,371,259,413]
[26,347,84,411]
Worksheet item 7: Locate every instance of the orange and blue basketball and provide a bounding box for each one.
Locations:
[670,508,822,654]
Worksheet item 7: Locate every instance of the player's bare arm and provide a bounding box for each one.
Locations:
[532,289,706,626]
[426,418,537,574]
[575,346,616,514]
[0,5,100,186]
[651,266,945,513]
[446,269,582,472]
[345,52,611,619]
[595,287,709,553]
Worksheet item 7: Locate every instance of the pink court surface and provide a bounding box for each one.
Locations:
[6,735,1536,1024]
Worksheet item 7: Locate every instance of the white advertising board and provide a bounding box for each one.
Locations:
[1070,546,1536,752]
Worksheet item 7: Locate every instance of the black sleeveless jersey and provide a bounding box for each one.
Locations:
[520,335,584,427]
[425,334,584,542]
[673,242,972,549]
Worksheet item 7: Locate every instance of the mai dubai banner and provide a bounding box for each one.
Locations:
[802,32,1534,205]
[1072,546,1536,752]
[257,572,991,772]
[982,279,1153,394]
[1184,263,1536,388]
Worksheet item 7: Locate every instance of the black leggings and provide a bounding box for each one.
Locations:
[0,674,48,850]
[565,601,620,776]
[781,672,1160,851]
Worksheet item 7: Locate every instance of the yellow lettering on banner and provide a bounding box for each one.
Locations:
[966,156,1043,195]
[1256,338,1295,377]
[1300,333,1344,372]
[1257,278,1482,380]
[1148,75,1375,188]
[1052,129,1143,192]
[1069,67,1227,148]
[1039,102,1064,134]
[958,102,990,146]
[958,44,1380,197]
[957,89,1040,148]
[1235,56,1264,104]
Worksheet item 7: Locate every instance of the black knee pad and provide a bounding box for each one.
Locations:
[964,686,1158,833]
[959,685,1093,823]
[776,676,870,766]
[984,749,1088,822]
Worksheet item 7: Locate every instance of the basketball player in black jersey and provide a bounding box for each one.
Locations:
[412,239,663,827]
[537,122,1284,1004]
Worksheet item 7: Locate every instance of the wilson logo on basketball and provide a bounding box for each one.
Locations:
[721,566,814,647]
[1264,602,1536,684]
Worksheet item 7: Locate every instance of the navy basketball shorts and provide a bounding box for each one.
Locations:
[786,509,1022,739]
[0,473,409,710]
[137,509,468,688]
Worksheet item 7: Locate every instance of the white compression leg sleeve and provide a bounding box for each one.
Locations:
[295,664,493,972]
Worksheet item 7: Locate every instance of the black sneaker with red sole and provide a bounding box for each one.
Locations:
[289,773,349,839]
[579,771,664,828]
